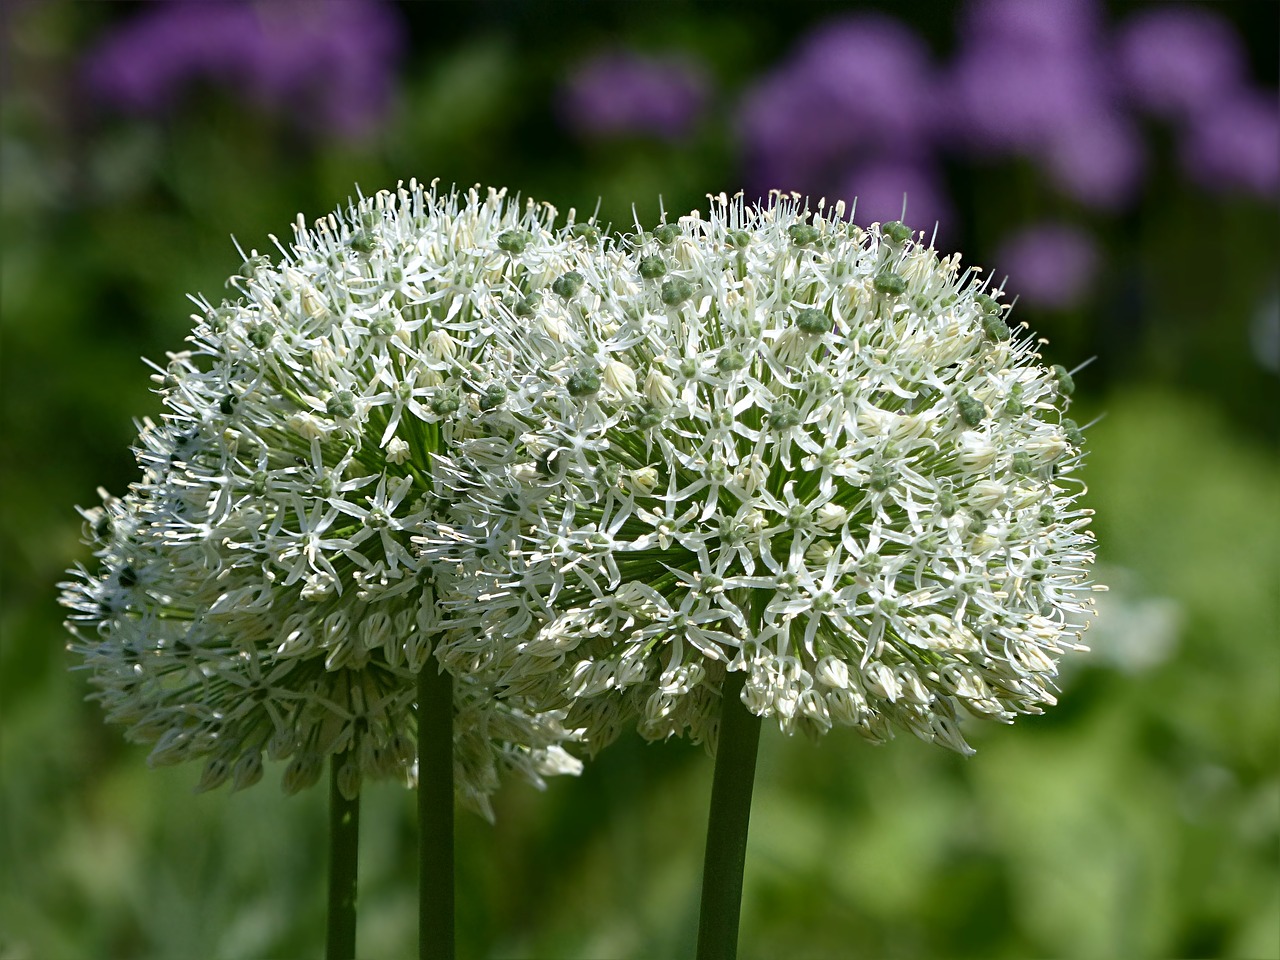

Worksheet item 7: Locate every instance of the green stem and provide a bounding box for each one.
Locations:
[696,670,763,960]
[326,755,360,960]
[418,662,456,960]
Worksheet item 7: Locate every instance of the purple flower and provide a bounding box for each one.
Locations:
[82,0,404,139]
[995,223,1099,309]
[961,0,1104,54]
[1043,112,1145,209]
[1181,90,1280,196]
[559,51,709,141]
[1116,6,1246,121]
[943,0,1145,208]
[943,47,1109,154]
[944,0,1111,154]
[837,159,953,238]
[737,14,935,196]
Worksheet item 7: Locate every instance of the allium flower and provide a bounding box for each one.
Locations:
[945,0,1106,154]
[1181,89,1280,197]
[943,0,1144,209]
[559,50,710,141]
[429,195,1099,757]
[82,0,404,139]
[1116,6,1247,121]
[736,14,935,197]
[59,181,590,817]
[994,222,1099,310]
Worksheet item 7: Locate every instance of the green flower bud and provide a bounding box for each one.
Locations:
[660,277,694,306]
[569,223,600,243]
[1052,364,1075,396]
[769,402,803,430]
[808,372,834,395]
[975,294,1001,315]
[873,270,907,296]
[636,408,664,430]
[237,255,269,280]
[654,224,678,245]
[716,349,748,373]
[326,390,356,419]
[552,271,585,299]
[479,384,507,411]
[870,464,893,491]
[208,305,235,333]
[497,230,532,253]
[1004,383,1024,416]
[567,369,601,397]
[247,322,275,349]
[430,390,461,416]
[639,256,667,279]
[956,392,985,427]
[1062,418,1085,445]
[881,221,912,244]
[795,308,831,335]
[728,230,752,249]
[982,314,1011,341]
[788,224,821,246]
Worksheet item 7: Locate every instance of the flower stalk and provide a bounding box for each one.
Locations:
[326,754,361,960]
[696,670,763,960]
[418,661,456,960]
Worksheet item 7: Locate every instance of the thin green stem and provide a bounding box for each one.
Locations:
[418,662,455,960]
[696,670,763,960]
[326,756,360,960]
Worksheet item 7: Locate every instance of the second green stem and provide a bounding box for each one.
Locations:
[418,661,455,960]
[696,669,763,960]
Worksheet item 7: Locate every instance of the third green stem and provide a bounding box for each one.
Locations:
[418,661,455,960]
[696,670,763,960]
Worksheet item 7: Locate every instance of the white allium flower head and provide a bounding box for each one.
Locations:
[429,193,1100,756]
[59,180,594,815]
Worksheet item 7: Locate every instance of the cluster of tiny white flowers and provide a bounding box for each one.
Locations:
[60,181,595,814]
[429,194,1099,755]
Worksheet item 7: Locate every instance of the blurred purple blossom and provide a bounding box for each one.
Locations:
[943,0,1145,208]
[559,51,710,141]
[1116,6,1246,121]
[995,223,1099,309]
[837,159,953,237]
[961,0,1103,54]
[82,0,404,139]
[942,48,1109,155]
[737,14,935,197]
[1181,90,1280,196]
[1043,112,1146,209]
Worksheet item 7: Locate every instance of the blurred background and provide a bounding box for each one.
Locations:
[1,1,1277,957]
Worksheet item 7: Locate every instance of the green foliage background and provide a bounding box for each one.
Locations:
[2,2,1276,958]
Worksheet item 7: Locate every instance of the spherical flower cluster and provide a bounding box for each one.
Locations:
[59,181,592,816]
[429,194,1098,755]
